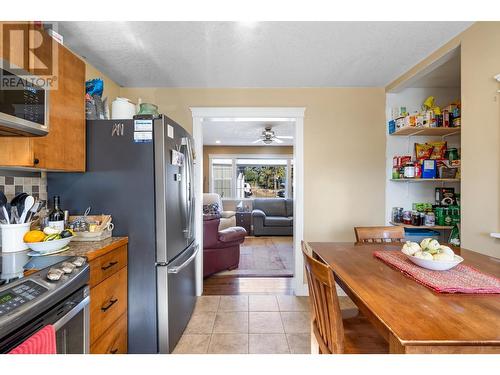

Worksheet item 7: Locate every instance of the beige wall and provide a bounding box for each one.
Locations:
[85,62,121,103]
[202,145,293,192]
[120,87,387,242]
[460,23,500,257]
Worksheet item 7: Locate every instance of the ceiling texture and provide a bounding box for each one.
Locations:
[203,121,294,146]
[58,21,472,88]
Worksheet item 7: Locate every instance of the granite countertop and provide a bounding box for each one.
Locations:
[59,237,128,261]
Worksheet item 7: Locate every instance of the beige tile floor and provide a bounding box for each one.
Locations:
[173,295,313,354]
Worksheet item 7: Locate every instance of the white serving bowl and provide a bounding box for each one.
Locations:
[405,254,464,271]
[25,236,72,253]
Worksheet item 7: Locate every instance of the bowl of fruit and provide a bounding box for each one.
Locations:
[401,238,463,271]
[23,227,74,254]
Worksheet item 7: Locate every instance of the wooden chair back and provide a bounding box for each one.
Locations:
[354,226,405,244]
[302,241,344,354]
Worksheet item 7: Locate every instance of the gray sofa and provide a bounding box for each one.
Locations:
[252,198,293,236]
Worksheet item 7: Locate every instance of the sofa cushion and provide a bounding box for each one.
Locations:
[264,216,293,227]
[285,199,293,217]
[253,198,287,216]
[219,226,247,242]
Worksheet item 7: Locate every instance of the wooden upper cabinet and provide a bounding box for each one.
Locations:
[0,22,86,171]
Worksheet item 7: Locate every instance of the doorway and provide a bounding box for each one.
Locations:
[191,107,306,296]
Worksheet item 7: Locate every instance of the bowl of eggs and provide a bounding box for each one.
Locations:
[401,238,463,271]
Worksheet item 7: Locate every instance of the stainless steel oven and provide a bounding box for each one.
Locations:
[0,256,90,354]
[0,59,49,136]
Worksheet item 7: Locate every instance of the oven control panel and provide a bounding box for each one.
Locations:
[0,280,48,317]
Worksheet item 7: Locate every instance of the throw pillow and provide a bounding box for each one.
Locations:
[203,203,220,216]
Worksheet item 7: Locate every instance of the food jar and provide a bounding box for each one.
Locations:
[402,210,412,225]
[391,207,403,223]
[424,212,435,227]
[403,163,416,178]
[411,211,421,226]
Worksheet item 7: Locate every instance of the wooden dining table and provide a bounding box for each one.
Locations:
[309,242,500,354]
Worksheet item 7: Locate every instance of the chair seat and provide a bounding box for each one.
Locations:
[343,314,389,354]
[264,216,293,227]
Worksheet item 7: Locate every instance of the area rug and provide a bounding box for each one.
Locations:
[216,236,294,277]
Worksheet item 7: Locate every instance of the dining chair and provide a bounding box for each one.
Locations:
[354,226,405,244]
[302,241,388,354]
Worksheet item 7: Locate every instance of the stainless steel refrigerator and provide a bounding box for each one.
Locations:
[48,115,197,353]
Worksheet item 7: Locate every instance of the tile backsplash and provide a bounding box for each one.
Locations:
[0,172,48,202]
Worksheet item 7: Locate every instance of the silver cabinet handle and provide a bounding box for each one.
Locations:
[167,244,199,274]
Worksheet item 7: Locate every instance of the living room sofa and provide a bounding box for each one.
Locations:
[251,198,293,236]
[203,216,247,277]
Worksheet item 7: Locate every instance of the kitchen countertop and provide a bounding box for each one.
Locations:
[59,237,128,261]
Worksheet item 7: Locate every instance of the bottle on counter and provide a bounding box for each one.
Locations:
[48,196,65,232]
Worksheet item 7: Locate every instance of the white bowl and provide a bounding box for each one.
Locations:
[405,253,464,271]
[25,236,72,253]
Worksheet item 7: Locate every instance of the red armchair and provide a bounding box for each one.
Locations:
[203,216,247,278]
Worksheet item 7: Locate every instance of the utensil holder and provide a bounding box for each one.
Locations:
[0,222,31,253]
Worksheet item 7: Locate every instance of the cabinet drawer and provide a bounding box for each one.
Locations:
[90,313,127,354]
[89,245,127,288]
[90,266,128,344]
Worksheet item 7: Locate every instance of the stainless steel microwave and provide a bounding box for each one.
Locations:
[0,61,49,136]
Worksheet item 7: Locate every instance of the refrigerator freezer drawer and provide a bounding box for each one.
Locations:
[156,243,198,353]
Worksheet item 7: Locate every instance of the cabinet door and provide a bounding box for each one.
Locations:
[33,40,85,171]
[0,22,34,166]
[0,23,85,171]
[90,313,128,354]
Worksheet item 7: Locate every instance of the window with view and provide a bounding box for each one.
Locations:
[209,156,293,199]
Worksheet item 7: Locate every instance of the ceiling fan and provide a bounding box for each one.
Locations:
[251,126,293,144]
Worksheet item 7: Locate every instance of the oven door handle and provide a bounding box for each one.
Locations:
[53,295,90,331]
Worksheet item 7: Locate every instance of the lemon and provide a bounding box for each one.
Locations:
[23,230,46,243]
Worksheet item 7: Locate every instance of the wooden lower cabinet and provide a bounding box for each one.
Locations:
[90,313,128,354]
[88,245,128,354]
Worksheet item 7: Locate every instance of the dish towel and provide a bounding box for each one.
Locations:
[373,250,500,294]
[9,325,57,354]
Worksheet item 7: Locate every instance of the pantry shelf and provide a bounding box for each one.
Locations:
[390,178,460,183]
[390,127,461,137]
[390,221,453,230]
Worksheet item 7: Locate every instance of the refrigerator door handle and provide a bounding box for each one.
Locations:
[167,244,199,274]
[182,136,195,239]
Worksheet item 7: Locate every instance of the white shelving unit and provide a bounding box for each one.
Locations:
[385,47,462,237]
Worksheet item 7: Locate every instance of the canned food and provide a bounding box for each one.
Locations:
[424,212,435,226]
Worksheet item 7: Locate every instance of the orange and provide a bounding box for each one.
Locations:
[23,230,46,243]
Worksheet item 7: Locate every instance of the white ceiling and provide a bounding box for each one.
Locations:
[203,121,294,146]
[58,21,472,88]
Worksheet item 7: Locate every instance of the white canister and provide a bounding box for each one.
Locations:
[0,222,31,253]
[111,97,136,119]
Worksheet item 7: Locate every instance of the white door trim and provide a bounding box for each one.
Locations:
[191,107,307,296]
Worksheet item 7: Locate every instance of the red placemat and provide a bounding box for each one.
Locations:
[373,250,500,294]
